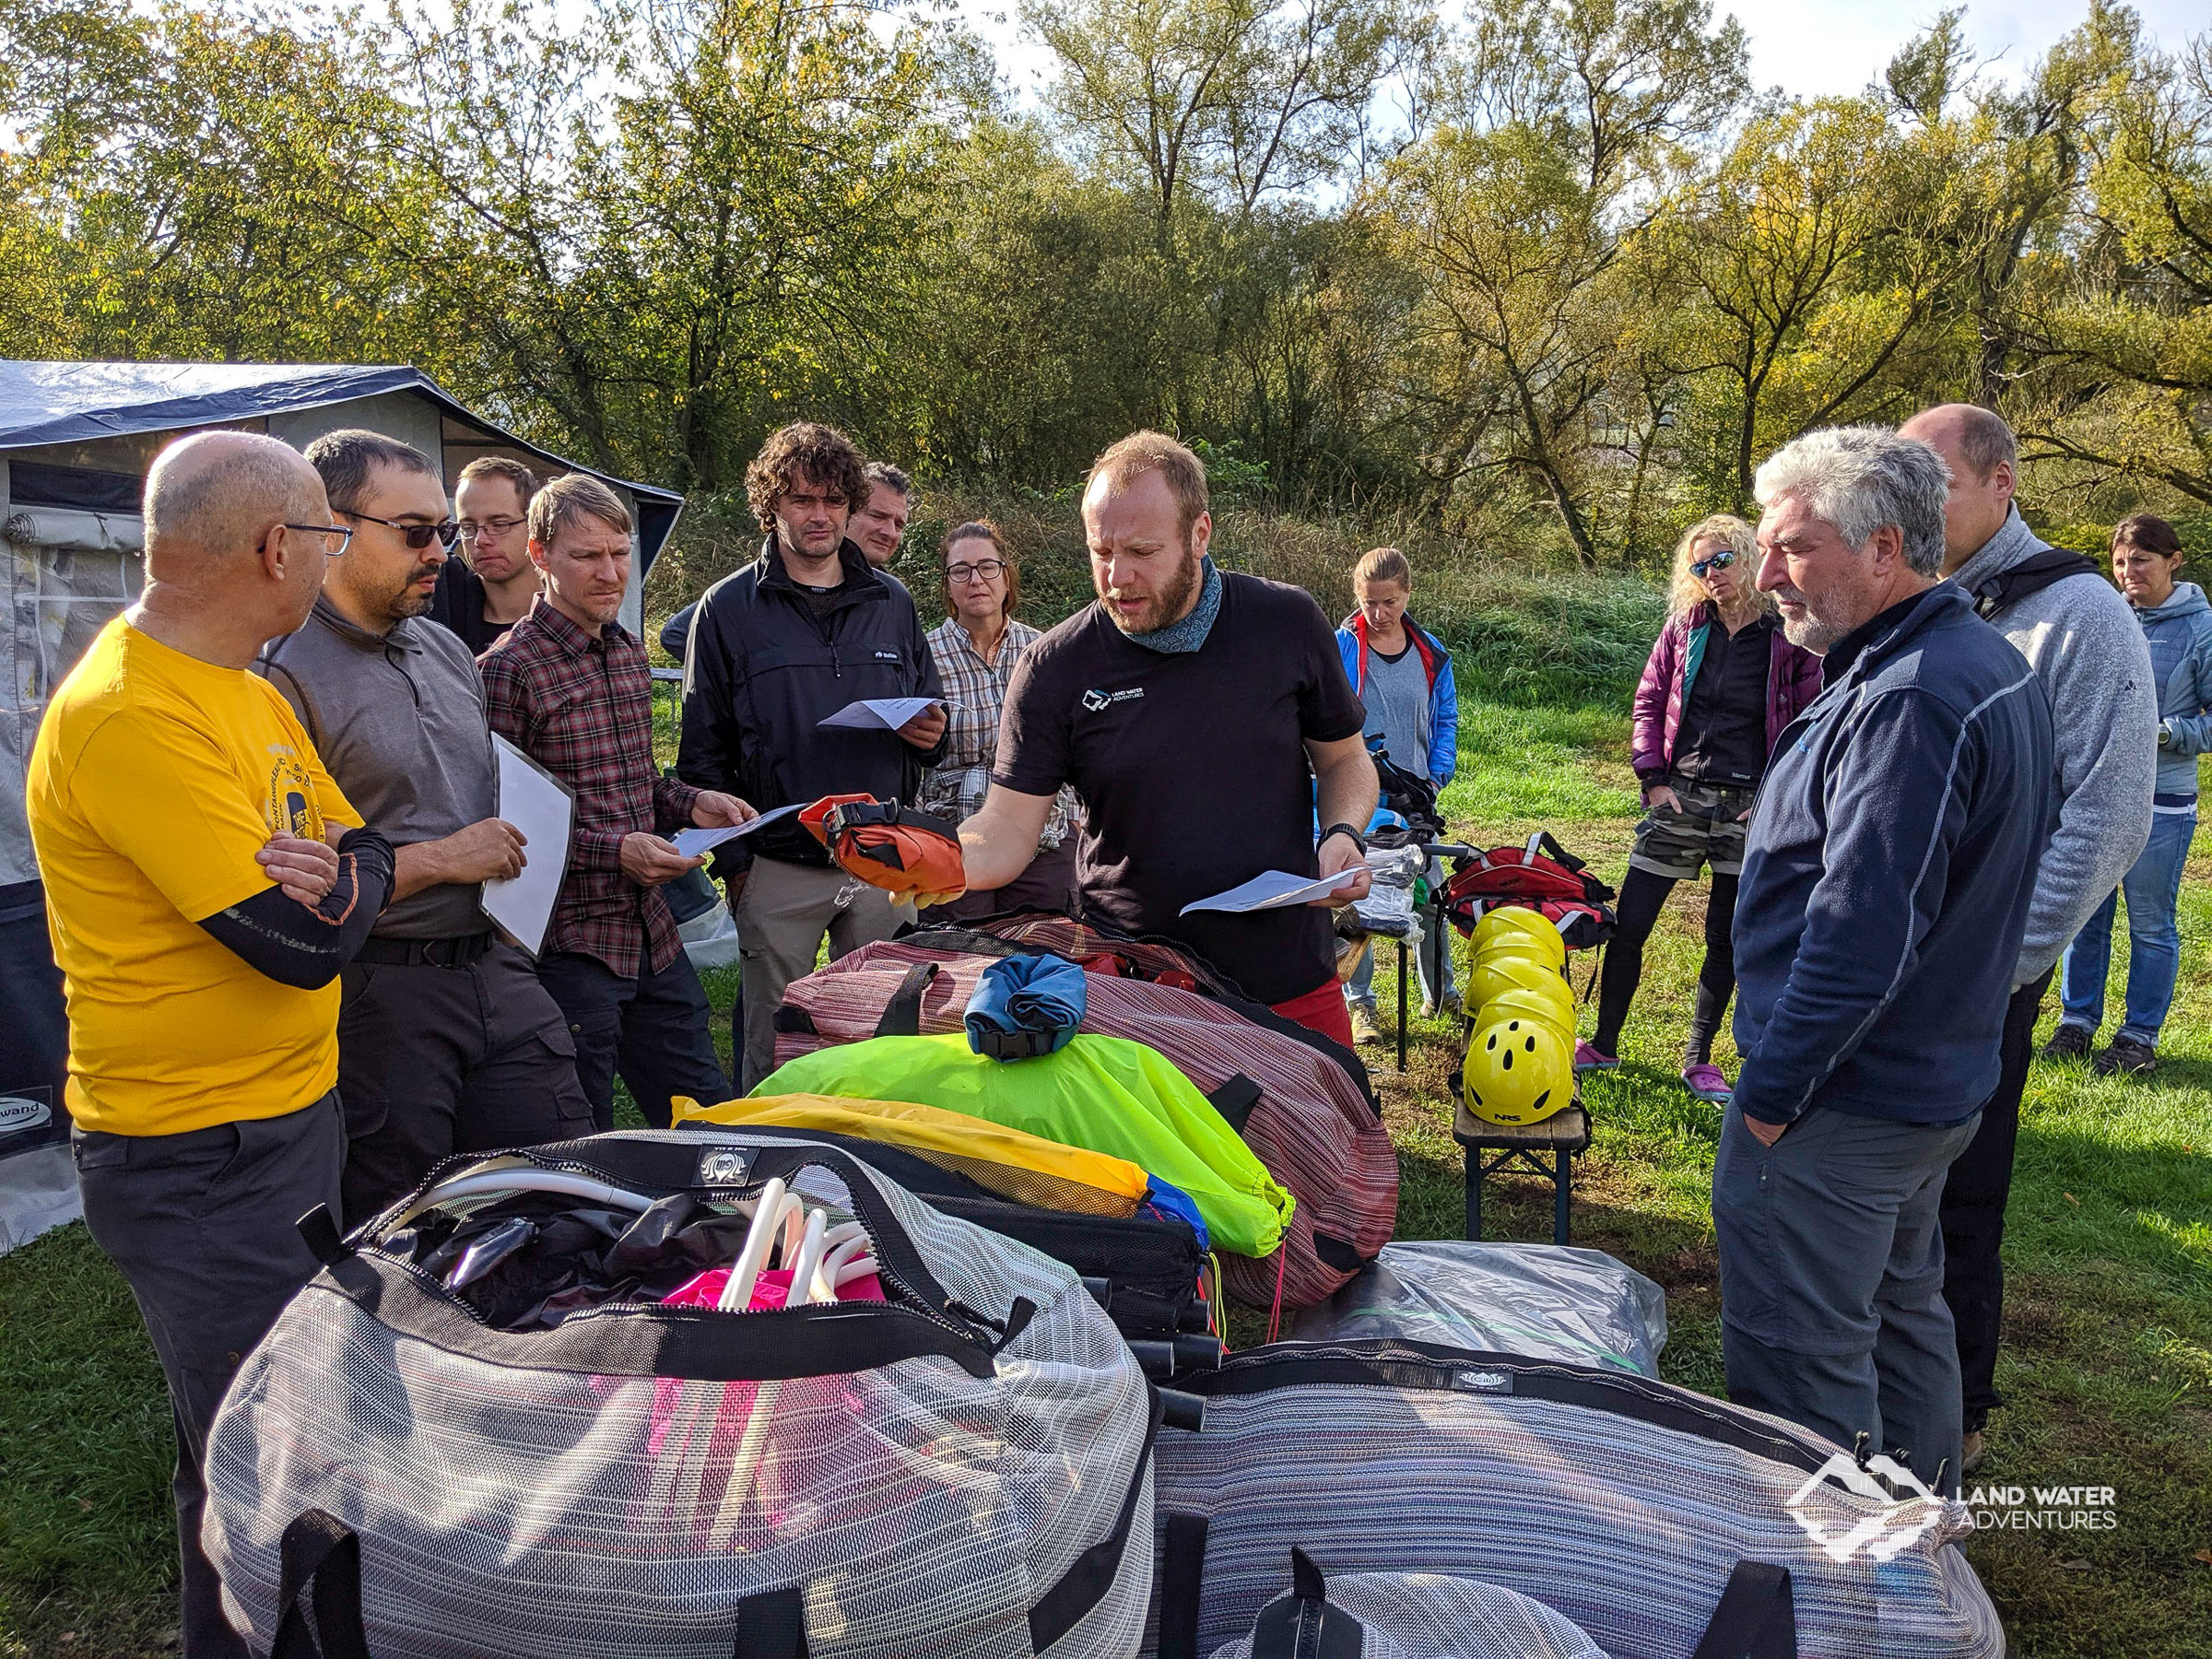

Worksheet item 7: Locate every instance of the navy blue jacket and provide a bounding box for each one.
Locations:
[674,538,947,867]
[1732,584,2054,1126]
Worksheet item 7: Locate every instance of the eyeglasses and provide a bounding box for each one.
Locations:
[458,514,525,541]
[947,559,1008,583]
[346,511,461,550]
[282,522,354,557]
[1690,548,1737,578]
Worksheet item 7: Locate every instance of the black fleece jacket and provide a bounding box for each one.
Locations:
[675,538,947,867]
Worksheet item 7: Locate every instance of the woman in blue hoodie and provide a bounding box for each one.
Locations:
[1336,547,1458,1042]
[2050,513,2212,1075]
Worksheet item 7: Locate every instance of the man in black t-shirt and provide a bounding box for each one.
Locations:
[962,431,1377,1045]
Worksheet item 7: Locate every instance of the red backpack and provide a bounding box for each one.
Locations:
[1439,831,1617,951]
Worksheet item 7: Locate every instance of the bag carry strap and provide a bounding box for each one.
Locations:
[1249,1547,1365,1659]
[271,1510,371,1659]
[1206,1073,1264,1134]
[733,1586,810,1659]
[875,960,941,1037]
[1688,1560,1796,1659]
[1156,1512,1211,1659]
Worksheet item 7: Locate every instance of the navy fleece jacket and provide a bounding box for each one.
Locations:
[1731,584,2055,1126]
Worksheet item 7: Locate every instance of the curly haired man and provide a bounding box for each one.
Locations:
[674,422,948,1087]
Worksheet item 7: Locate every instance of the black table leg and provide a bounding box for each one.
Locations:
[1464,1152,1482,1241]
[1396,938,1409,1073]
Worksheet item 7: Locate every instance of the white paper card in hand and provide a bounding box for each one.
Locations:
[482,735,574,956]
[818,697,944,731]
[1180,866,1365,915]
[670,803,802,859]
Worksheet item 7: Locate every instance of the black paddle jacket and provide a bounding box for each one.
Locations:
[676,538,947,868]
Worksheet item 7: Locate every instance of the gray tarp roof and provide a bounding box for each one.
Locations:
[0,360,683,570]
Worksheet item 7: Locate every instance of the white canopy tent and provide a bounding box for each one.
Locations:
[0,360,686,1253]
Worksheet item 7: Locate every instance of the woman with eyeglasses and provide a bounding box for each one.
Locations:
[916,521,1081,918]
[1581,514,1822,1101]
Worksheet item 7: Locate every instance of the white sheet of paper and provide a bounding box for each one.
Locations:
[670,803,802,859]
[1180,866,1366,916]
[818,697,944,732]
[481,735,574,957]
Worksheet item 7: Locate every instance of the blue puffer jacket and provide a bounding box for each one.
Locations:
[2136,581,2212,800]
[1335,614,1459,786]
[1731,584,2055,1127]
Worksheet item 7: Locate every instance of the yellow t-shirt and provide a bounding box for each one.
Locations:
[26,616,361,1135]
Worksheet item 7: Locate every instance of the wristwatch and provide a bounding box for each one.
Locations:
[1320,822,1369,855]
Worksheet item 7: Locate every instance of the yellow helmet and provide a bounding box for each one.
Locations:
[1463,1018,1574,1126]
[1483,983,1575,1043]
[1473,906,1567,969]
[1466,951,1571,1011]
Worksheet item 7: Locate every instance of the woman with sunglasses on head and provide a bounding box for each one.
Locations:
[915,521,1082,919]
[1580,514,1822,1100]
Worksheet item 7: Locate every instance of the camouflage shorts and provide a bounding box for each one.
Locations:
[1629,777,1759,879]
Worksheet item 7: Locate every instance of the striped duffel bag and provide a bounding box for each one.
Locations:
[1147,1340,2004,1659]
[204,1130,1159,1659]
[773,938,1397,1313]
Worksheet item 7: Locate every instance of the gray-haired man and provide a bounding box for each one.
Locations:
[1719,426,2054,1494]
[1898,404,2157,1472]
[261,429,594,1222]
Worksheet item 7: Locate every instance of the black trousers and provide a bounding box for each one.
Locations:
[537,936,730,1130]
[1939,967,2053,1433]
[73,1092,346,1659]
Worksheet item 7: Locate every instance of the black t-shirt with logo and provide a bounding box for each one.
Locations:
[994,572,1366,1004]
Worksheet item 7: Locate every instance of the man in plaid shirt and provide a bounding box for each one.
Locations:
[480,475,755,1128]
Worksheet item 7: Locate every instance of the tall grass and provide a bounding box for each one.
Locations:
[647,489,1668,709]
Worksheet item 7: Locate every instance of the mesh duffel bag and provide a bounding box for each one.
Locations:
[203,1130,1159,1659]
[1207,1548,1606,1659]
[677,1106,1230,1362]
[774,940,1396,1312]
[1147,1340,2004,1659]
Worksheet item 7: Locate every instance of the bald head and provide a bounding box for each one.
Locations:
[145,431,323,572]
[1899,404,2018,572]
[137,430,333,649]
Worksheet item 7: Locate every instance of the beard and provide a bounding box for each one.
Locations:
[1100,543,1203,635]
[382,560,443,623]
[1771,582,1846,656]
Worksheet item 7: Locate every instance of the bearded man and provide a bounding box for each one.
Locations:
[959,430,1377,1045]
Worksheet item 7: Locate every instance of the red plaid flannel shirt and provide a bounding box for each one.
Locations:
[478,597,700,978]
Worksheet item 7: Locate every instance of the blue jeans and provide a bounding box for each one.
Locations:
[2058,806,2196,1044]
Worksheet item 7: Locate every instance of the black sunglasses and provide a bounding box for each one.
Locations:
[1690,547,1738,578]
[347,511,461,550]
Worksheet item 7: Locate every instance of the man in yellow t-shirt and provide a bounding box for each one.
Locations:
[26,431,395,1659]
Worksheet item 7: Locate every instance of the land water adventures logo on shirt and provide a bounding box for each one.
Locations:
[1080,687,1144,713]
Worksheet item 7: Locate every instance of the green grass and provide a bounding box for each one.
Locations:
[4,685,2209,1656]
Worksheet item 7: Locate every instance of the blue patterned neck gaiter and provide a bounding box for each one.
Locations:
[1126,557,1221,654]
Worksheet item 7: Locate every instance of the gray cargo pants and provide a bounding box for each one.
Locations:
[73,1091,346,1658]
[1713,1102,1981,1496]
[733,855,912,1091]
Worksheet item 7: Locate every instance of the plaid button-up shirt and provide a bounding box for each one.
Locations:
[920,616,1078,847]
[479,596,700,978]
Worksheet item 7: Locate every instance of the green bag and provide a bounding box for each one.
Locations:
[758,1032,1294,1258]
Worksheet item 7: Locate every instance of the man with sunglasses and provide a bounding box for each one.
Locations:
[429,454,544,653]
[675,421,948,1089]
[259,429,593,1223]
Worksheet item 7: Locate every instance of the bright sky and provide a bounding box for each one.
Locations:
[959,0,2208,105]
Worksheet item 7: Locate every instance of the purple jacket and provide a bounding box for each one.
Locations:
[1630,604,1824,782]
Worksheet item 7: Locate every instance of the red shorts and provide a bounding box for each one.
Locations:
[1270,977,1358,1051]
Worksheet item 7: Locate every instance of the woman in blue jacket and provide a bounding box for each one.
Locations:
[2050,513,2212,1076]
[1336,547,1458,1042]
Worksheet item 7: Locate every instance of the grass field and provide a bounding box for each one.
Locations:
[2,684,2208,1656]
